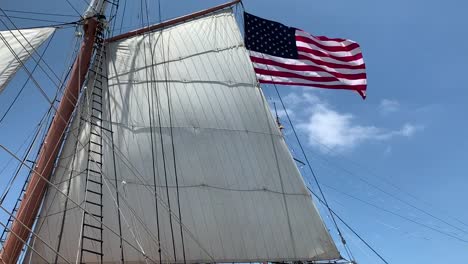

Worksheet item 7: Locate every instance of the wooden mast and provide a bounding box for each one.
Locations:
[0,15,100,264]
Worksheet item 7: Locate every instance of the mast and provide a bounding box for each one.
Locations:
[0,1,106,263]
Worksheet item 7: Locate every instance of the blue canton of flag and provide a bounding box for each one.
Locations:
[245,13,298,59]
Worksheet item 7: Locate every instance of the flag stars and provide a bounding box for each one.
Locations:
[244,13,298,59]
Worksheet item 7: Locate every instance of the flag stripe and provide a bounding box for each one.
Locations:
[258,78,367,90]
[296,45,363,62]
[254,68,367,86]
[295,30,356,47]
[298,52,365,69]
[295,36,361,53]
[250,57,367,80]
[249,52,366,74]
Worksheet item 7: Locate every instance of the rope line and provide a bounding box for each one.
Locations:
[0,145,158,263]
[308,187,390,264]
[160,15,188,264]
[2,9,79,18]
[322,183,468,244]
[0,14,73,24]
[269,83,355,261]
[0,30,56,124]
[141,1,163,261]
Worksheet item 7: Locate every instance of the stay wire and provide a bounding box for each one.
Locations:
[0,17,86,133]
[0,219,52,264]
[0,145,158,263]
[0,29,76,249]
[141,0,162,261]
[2,9,79,18]
[0,9,74,89]
[103,2,126,262]
[0,30,56,124]
[0,205,71,264]
[0,15,82,114]
[321,183,468,244]
[0,104,53,205]
[307,186,390,264]
[269,80,354,261]
[0,18,151,261]
[117,0,127,34]
[137,0,175,260]
[155,1,187,262]
[305,136,468,234]
[0,14,73,24]
[0,24,146,261]
[165,25,187,264]
[98,129,216,262]
[53,106,85,263]
[65,0,85,19]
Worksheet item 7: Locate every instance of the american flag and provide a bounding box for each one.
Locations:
[244,12,367,99]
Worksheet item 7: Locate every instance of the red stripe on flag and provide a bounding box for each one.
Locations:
[296,46,363,62]
[250,56,367,80]
[297,54,365,70]
[254,68,365,85]
[259,79,366,92]
[295,36,361,52]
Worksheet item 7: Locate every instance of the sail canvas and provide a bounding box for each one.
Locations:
[25,10,339,263]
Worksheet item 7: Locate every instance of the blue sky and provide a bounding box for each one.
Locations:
[1,0,467,263]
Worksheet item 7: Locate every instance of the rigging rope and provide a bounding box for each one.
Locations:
[141,0,163,261]
[0,105,53,205]
[0,19,81,260]
[64,0,84,19]
[0,143,159,263]
[98,129,216,262]
[304,135,468,235]
[257,87,298,255]
[0,219,52,264]
[0,30,56,124]
[54,98,86,263]
[105,6,127,260]
[308,186,390,264]
[0,15,73,24]
[117,0,127,34]
[137,0,176,260]
[0,9,71,88]
[0,17,82,112]
[269,83,355,261]
[157,5,188,262]
[2,9,79,18]
[0,9,160,261]
[322,182,468,244]
[0,205,71,264]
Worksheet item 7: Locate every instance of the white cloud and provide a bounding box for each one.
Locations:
[280,92,422,153]
[379,99,400,114]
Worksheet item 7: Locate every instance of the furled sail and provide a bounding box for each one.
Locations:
[0,27,55,93]
[25,10,340,263]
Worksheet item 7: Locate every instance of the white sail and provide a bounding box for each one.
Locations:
[26,10,340,263]
[0,27,55,93]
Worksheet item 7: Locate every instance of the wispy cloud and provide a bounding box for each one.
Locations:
[379,99,400,114]
[276,92,423,153]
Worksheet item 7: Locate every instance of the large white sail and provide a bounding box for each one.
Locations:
[25,10,340,263]
[0,27,55,93]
